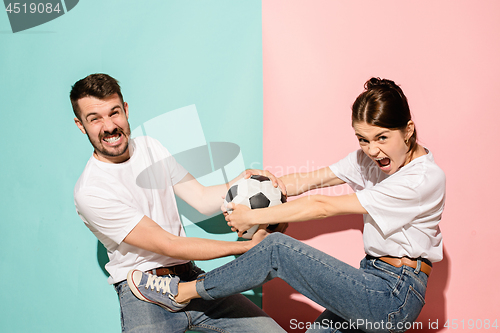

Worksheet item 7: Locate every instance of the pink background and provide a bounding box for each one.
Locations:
[261,1,500,331]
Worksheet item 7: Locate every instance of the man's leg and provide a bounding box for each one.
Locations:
[122,264,285,333]
[304,310,365,333]
[184,294,285,333]
[115,280,190,333]
[118,280,285,333]
[178,264,285,332]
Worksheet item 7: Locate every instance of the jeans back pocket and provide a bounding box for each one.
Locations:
[387,285,426,333]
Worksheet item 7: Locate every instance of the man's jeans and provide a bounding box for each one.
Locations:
[114,264,285,333]
[196,233,428,333]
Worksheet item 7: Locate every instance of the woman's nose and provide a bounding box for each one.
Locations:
[368,143,380,156]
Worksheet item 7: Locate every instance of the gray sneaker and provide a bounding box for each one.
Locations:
[127,270,189,312]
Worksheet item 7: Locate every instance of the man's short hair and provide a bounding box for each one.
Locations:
[70,73,124,120]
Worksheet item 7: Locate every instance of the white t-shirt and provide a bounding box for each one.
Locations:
[74,136,190,284]
[329,149,445,262]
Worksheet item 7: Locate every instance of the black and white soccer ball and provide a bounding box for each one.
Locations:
[224,175,286,239]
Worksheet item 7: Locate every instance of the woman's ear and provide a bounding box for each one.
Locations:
[405,120,415,141]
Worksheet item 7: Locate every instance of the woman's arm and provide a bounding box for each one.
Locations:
[224,166,349,235]
[226,193,367,236]
[280,166,345,197]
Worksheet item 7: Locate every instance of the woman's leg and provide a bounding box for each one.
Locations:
[194,233,367,317]
[192,232,428,333]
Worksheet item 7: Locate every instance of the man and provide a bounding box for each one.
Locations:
[71,73,285,332]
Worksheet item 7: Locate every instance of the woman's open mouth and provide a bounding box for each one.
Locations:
[375,157,391,170]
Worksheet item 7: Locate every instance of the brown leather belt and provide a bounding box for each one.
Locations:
[370,256,432,276]
[146,262,193,276]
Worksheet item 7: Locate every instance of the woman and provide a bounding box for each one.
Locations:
[128,78,445,333]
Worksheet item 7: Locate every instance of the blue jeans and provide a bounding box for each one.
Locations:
[196,233,428,333]
[114,264,285,332]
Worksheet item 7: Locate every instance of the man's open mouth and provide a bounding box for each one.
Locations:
[102,132,122,144]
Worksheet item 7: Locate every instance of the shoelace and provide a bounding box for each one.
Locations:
[145,274,173,295]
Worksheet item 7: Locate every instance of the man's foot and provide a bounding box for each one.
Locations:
[127,270,189,312]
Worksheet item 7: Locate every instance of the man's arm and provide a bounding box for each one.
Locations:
[123,215,263,260]
[173,170,286,216]
[172,173,238,216]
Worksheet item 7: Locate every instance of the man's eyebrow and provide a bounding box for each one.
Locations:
[85,112,97,120]
[85,105,122,120]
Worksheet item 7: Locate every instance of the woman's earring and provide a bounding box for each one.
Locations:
[405,139,409,145]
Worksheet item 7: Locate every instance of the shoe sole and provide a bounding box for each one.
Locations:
[126,270,179,312]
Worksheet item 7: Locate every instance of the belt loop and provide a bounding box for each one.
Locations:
[414,259,421,275]
[152,268,157,276]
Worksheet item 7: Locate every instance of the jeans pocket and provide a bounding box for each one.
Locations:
[387,285,425,333]
[371,260,403,293]
[116,282,130,300]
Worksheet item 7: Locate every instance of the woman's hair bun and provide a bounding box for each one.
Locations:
[365,77,397,90]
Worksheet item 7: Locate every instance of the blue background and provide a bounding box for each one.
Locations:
[0,1,263,331]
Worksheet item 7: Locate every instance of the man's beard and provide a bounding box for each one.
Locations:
[88,127,131,159]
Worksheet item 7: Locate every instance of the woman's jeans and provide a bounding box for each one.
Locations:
[115,264,285,332]
[196,233,428,333]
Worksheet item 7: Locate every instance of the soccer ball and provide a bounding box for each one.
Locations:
[224,175,286,239]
